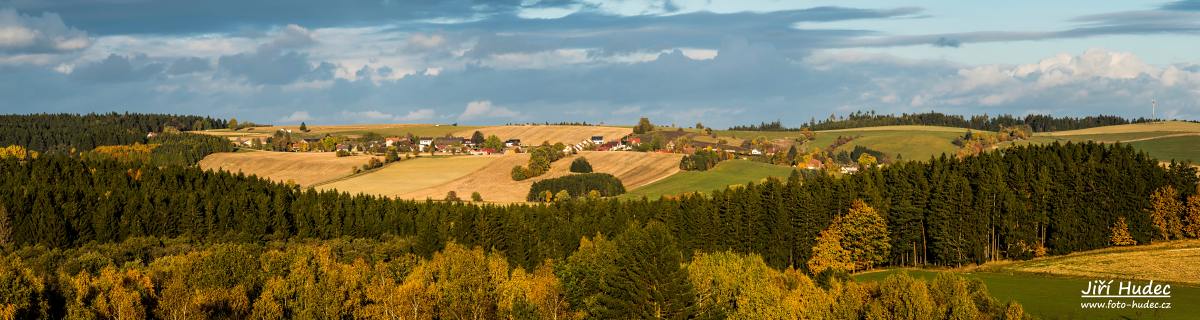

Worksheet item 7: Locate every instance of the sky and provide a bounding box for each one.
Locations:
[1,0,1199,127]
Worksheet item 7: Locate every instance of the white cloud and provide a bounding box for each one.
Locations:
[279,111,313,122]
[0,8,91,55]
[458,100,520,120]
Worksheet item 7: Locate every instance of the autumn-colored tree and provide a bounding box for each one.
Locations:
[554,190,571,202]
[839,200,891,271]
[857,153,878,168]
[806,226,852,274]
[0,204,9,248]
[557,234,618,318]
[1184,194,1200,238]
[686,251,792,318]
[1110,217,1137,246]
[0,145,37,160]
[0,258,48,319]
[871,273,935,320]
[1149,186,1185,240]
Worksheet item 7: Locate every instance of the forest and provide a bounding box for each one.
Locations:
[0,113,227,154]
[1,142,1193,271]
[729,111,1154,132]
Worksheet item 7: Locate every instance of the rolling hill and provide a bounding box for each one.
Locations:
[455,125,632,145]
[621,160,796,199]
[198,151,379,186]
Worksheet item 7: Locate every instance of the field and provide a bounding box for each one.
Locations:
[719,125,971,161]
[456,125,632,145]
[855,269,1199,320]
[1030,121,1200,163]
[621,160,795,199]
[314,155,501,197]
[198,151,379,186]
[317,151,682,202]
[855,240,1200,319]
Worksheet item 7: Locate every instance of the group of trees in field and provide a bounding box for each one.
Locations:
[83,132,233,167]
[729,111,1154,133]
[511,143,568,181]
[0,227,1028,319]
[568,157,593,173]
[680,150,723,171]
[526,173,626,201]
[0,141,1192,272]
[0,113,227,153]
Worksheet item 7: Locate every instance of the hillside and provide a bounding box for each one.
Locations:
[198,151,379,186]
[719,125,970,161]
[315,155,501,197]
[399,151,682,202]
[1030,121,1200,162]
[621,160,796,199]
[455,125,632,145]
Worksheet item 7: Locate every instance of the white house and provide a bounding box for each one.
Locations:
[839,166,859,174]
[591,135,605,144]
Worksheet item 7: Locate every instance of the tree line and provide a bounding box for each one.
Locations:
[82,132,233,167]
[728,111,1155,132]
[1,141,1193,273]
[0,113,228,153]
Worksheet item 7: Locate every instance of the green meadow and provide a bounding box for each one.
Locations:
[855,269,1200,320]
[620,160,795,199]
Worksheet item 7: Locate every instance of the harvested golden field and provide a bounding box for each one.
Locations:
[454,125,632,145]
[399,151,683,202]
[983,240,1200,285]
[199,151,378,186]
[315,156,500,197]
[1038,120,1200,136]
[819,125,974,133]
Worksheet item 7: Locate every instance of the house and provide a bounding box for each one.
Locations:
[504,139,521,148]
[591,136,605,144]
[335,144,351,152]
[803,159,823,170]
[839,166,859,174]
[433,137,466,150]
[384,137,404,147]
[750,149,763,156]
[417,137,434,151]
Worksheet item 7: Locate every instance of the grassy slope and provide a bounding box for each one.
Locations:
[719,125,970,161]
[855,269,1199,320]
[620,160,795,199]
[856,240,1200,319]
[1029,121,1200,163]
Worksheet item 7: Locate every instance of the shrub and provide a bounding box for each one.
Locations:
[336,150,351,157]
[511,165,529,181]
[527,173,625,201]
[569,157,593,173]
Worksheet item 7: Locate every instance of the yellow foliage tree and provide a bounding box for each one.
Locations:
[1110,217,1137,246]
[1149,186,1184,241]
[807,226,853,274]
[1184,194,1200,238]
[0,145,37,160]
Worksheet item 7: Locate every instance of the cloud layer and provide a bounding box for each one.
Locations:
[0,2,1198,126]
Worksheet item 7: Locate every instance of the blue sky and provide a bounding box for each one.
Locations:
[1,0,1198,127]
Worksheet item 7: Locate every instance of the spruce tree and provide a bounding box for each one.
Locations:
[599,222,697,319]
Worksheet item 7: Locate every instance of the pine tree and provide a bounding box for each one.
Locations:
[599,222,697,319]
[1110,217,1136,246]
[299,122,308,132]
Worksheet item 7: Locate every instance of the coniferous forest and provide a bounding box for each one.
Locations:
[0,113,227,153]
[1,113,1197,319]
